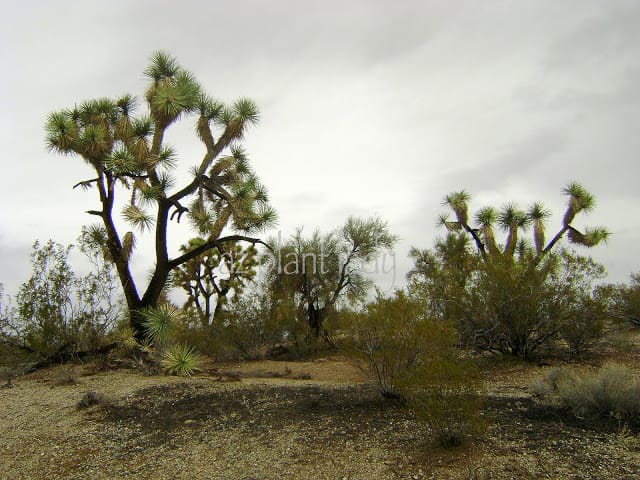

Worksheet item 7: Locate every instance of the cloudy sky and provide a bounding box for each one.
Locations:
[1,0,639,298]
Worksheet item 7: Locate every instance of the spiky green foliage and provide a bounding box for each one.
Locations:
[437,182,608,262]
[498,203,529,257]
[442,190,471,225]
[161,343,202,376]
[121,205,154,232]
[474,206,499,255]
[141,304,180,345]
[528,202,551,253]
[568,226,610,247]
[562,181,595,226]
[45,51,277,338]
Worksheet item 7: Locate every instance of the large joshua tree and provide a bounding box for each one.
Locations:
[438,182,609,263]
[45,52,276,338]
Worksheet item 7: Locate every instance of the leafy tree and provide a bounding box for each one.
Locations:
[173,238,258,326]
[45,52,276,338]
[268,216,396,340]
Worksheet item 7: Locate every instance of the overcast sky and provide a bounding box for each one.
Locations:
[1,0,639,299]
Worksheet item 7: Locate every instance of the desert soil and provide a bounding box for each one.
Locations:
[1,354,639,479]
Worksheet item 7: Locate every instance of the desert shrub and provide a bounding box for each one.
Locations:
[161,343,202,376]
[557,294,607,357]
[0,366,17,388]
[109,320,139,353]
[605,272,640,326]
[409,238,609,360]
[554,252,609,357]
[53,365,79,386]
[346,290,452,398]
[347,290,485,447]
[9,237,121,361]
[77,390,110,410]
[220,290,293,359]
[397,358,485,448]
[533,363,640,426]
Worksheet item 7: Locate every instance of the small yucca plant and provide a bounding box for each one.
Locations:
[141,304,180,346]
[161,343,202,376]
[114,324,139,351]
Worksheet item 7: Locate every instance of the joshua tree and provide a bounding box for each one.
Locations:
[45,52,276,338]
[173,238,259,326]
[413,182,610,358]
[438,182,609,263]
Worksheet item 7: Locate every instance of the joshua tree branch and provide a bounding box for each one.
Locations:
[168,235,271,270]
[73,178,99,189]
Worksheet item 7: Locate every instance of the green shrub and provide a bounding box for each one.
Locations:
[346,290,452,398]
[398,358,486,448]
[347,290,486,447]
[8,237,121,361]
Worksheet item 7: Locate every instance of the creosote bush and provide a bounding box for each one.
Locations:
[346,291,453,398]
[5,238,121,361]
[397,358,486,448]
[347,290,485,447]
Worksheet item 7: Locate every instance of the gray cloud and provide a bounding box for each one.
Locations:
[1,0,639,298]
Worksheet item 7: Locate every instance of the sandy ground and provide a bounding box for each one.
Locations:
[1,354,639,479]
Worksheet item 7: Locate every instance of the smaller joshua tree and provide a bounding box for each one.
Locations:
[410,182,610,359]
[173,238,259,326]
[438,181,609,263]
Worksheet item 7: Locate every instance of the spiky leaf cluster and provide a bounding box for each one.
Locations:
[141,304,181,345]
[437,182,609,263]
[161,343,202,376]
